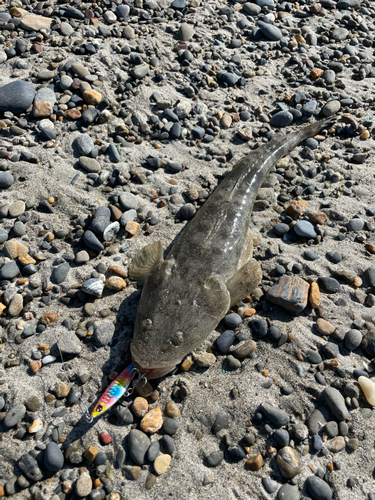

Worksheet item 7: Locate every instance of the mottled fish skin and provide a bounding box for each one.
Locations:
[130,119,334,378]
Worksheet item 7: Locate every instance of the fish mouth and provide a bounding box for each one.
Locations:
[131,343,177,379]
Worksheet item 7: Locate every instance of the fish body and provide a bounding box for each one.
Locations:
[129,119,333,378]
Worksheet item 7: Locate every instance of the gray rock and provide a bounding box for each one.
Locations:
[347,218,364,231]
[131,65,149,79]
[224,313,242,328]
[277,483,300,500]
[71,63,90,79]
[323,387,350,421]
[44,442,64,472]
[18,453,43,481]
[119,192,139,211]
[260,402,289,427]
[35,87,56,105]
[162,418,179,435]
[317,277,340,293]
[277,446,302,479]
[216,330,235,354]
[294,220,317,239]
[258,21,282,41]
[305,476,333,500]
[206,451,223,467]
[79,156,100,173]
[0,81,35,114]
[322,100,340,117]
[331,27,348,41]
[120,209,137,226]
[243,2,261,15]
[212,410,230,434]
[0,260,20,280]
[51,262,70,284]
[344,329,362,351]
[0,172,14,189]
[147,441,160,462]
[83,230,104,252]
[179,23,194,41]
[115,406,134,425]
[51,331,82,358]
[60,21,74,36]
[323,70,336,85]
[270,111,293,128]
[0,229,8,244]
[93,321,115,347]
[4,404,26,428]
[128,429,150,465]
[74,134,94,156]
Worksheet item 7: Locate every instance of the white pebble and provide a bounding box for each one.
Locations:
[358,376,375,406]
[42,355,56,365]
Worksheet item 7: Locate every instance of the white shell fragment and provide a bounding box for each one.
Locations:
[81,278,105,297]
[103,221,120,241]
[358,376,375,406]
[29,418,43,433]
[42,355,56,365]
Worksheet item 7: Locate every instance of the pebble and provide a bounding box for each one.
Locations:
[212,409,229,434]
[258,21,282,41]
[0,261,20,280]
[277,446,302,479]
[75,134,94,156]
[154,454,171,475]
[318,277,340,294]
[305,476,333,500]
[0,172,14,189]
[358,376,375,406]
[0,80,35,114]
[206,451,223,467]
[260,403,289,427]
[52,262,70,284]
[18,453,43,482]
[323,387,349,421]
[44,442,64,472]
[316,318,335,336]
[128,429,150,465]
[294,220,317,239]
[276,484,300,500]
[162,418,179,435]
[270,111,293,128]
[246,454,263,471]
[93,321,115,347]
[140,407,163,433]
[266,275,309,312]
[179,23,194,41]
[224,312,242,328]
[79,156,101,173]
[347,218,364,232]
[4,404,26,428]
[344,329,362,351]
[216,330,235,354]
[76,471,92,497]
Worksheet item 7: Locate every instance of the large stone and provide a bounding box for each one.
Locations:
[20,15,52,31]
[266,275,309,312]
[0,81,35,114]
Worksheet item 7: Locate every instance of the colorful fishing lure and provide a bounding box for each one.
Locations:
[91,363,138,418]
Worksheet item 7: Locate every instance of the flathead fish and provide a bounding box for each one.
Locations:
[129,119,334,378]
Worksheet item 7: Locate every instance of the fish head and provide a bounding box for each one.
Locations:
[131,258,230,379]
[91,401,108,418]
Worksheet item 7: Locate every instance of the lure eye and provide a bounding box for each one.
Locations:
[96,404,103,413]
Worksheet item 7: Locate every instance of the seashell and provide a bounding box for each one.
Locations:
[29,418,43,433]
[358,376,375,406]
[103,221,120,241]
[42,355,56,365]
[81,278,105,297]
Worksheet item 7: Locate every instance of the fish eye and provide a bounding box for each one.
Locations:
[96,405,103,413]
[142,318,153,331]
[170,331,183,346]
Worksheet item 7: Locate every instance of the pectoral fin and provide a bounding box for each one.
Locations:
[198,275,231,319]
[227,258,262,306]
[129,240,164,284]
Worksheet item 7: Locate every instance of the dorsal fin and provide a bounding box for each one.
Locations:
[129,240,164,285]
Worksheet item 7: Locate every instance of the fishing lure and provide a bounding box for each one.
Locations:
[91,363,143,418]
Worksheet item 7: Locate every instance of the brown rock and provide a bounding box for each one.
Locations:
[108,204,123,221]
[54,382,69,398]
[309,282,320,308]
[8,294,23,317]
[237,127,253,141]
[125,221,140,237]
[33,101,53,118]
[154,454,171,475]
[365,243,375,254]
[310,68,324,80]
[180,358,194,372]
[84,446,98,462]
[165,400,180,418]
[277,446,302,479]
[9,6,27,17]
[105,276,126,291]
[108,265,127,278]
[316,318,335,336]
[76,471,92,498]
[194,352,216,368]
[4,240,28,259]
[326,436,345,453]
[133,397,148,418]
[65,109,82,120]
[30,360,42,374]
[40,313,58,326]
[0,303,6,316]
[221,114,232,129]
[266,275,309,312]
[130,466,142,480]
[246,454,263,471]
[145,473,157,490]
[18,254,36,266]
[310,212,327,225]
[140,407,163,433]
[231,339,257,359]
[83,89,102,106]
[286,200,308,218]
